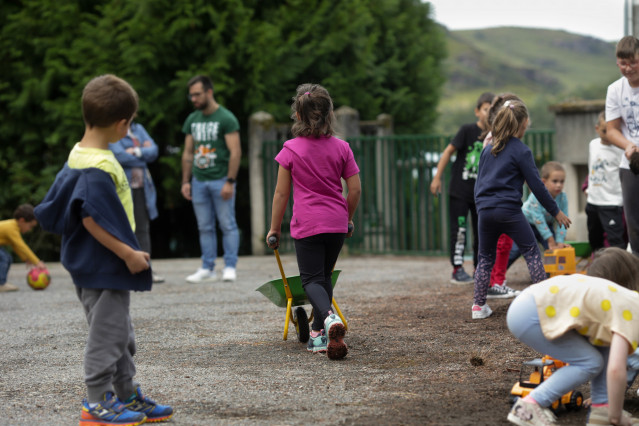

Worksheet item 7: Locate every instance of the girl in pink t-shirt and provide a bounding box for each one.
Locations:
[266,83,361,360]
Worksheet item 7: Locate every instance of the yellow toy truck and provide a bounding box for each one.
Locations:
[511,355,584,412]
[543,242,592,278]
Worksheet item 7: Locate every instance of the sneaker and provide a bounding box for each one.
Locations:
[122,386,173,423]
[152,274,165,284]
[0,283,18,292]
[451,267,473,285]
[80,391,146,426]
[324,313,347,360]
[472,304,493,319]
[222,267,237,282]
[507,397,557,425]
[487,283,521,299]
[307,330,327,353]
[586,406,639,425]
[186,268,217,283]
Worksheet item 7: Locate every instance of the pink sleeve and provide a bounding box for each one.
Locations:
[274,147,292,171]
[342,147,360,179]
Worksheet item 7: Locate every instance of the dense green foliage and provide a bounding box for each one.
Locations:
[436,27,619,133]
[0,0,446,259]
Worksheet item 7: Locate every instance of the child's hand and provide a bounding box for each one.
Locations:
[429,177,441,196]
[266,230,280,249]
[549,241,570,250]
[124,250,150,274]
[555,211,571,229]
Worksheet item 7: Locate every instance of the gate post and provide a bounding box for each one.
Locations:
[335,106,360,138]
[249,111,277,255]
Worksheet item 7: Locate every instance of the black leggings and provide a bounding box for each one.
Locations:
[294,233,345,332]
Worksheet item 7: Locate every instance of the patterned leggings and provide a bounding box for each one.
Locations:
[474,207,546,306]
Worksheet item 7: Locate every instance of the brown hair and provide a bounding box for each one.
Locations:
[82,74,138,128]
[187,75,214,92]
[476,92,495,110]
[480,92,522,140]
[616,36,639,60]
[490,98,528,155]
[290,83,335,137]
[540,161,564,179]
[14,204,35,222]
[587,247,639,291]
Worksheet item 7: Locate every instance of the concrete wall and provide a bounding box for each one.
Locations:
[551,100,606,241]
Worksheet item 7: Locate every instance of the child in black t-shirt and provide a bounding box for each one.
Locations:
[430,92,494,284]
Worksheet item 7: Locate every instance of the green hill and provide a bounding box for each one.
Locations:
[435,27,619,133]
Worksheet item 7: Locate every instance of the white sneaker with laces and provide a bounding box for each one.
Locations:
[471,304,493,319]
[222,267,237,282]
[186,268,217,283]
[507,397,556,425]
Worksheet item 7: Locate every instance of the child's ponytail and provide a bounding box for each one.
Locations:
[490,100,529,155]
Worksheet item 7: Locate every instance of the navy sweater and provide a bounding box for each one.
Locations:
[474,137,559,217]
[34,165,152,291]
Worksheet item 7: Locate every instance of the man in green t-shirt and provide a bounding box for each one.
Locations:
[181,75,241,283]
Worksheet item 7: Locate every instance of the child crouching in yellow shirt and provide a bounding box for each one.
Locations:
[0,204,46,292]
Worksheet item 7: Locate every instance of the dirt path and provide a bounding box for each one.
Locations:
[2,254,638,424]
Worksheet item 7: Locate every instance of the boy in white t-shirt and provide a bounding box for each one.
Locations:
[586,111,626,251]
[606,36,639,256]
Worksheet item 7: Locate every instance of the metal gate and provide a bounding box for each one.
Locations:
[262,130,554,255]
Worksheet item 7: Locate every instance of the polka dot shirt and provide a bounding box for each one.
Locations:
[528,274,639,351]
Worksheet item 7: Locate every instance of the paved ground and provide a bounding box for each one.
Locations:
[0,254,631,425]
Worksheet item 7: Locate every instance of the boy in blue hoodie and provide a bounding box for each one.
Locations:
[35,75,172,426]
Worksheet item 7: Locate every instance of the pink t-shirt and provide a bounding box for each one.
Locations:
[275,136,360,239]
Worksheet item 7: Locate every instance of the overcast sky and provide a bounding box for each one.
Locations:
[427,0,626,42]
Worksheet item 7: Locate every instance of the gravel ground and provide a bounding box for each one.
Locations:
[2,254,636,425]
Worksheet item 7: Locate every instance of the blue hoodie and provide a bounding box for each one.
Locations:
[34,164,152,291]
[474,136,559,217]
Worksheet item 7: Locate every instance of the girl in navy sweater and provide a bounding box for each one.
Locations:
[472,97,571,319]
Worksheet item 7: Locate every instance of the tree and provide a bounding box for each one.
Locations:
[0,0,445,259]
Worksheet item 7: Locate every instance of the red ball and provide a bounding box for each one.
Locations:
[27,267,51,290]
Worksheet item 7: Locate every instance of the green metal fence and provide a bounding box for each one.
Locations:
[263,130,554,255]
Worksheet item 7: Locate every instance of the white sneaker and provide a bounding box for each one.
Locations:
[471,304,493,319]
[508,397,557,425]
[186,268,217,283]
[222,267,236,282]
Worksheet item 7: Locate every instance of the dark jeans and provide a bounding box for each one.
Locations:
[132,188,151,254]
[0,248,12,285]
[507,223,550,268]
[294,233,345,332]
[621,168,639,256]
[474,207,546,306]
[449,196,478,269]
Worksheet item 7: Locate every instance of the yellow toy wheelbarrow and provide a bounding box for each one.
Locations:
[256,236,348,342]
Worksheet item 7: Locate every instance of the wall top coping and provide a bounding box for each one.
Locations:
[549,99,605,114]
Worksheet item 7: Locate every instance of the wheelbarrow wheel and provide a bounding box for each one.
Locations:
[294,307,310,343]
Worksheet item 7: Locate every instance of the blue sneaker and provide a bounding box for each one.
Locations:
[80,391,146,426]
[324,313,347,360]
[122,386,174,423]
[307,330,327,353]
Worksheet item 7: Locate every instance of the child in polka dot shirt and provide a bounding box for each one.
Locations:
[506,247,639,426]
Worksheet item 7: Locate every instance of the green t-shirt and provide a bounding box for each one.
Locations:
[182,106,240,181]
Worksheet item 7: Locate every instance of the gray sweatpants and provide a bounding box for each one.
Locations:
[76,287,137,403]
[620,169,639,256]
